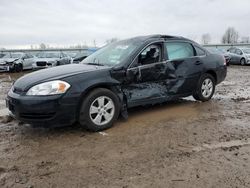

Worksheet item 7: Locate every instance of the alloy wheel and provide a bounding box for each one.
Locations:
[201,78,213,98]
[89,96,115,126]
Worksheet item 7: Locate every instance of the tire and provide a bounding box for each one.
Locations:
[79,88,120,132]
[240,58,246,65]
[14,63,23,72]
[193,73,215,102]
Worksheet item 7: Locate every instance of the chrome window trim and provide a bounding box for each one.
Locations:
[127,60,169,71]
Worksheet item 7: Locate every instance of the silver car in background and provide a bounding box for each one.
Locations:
[227,47,250,65]
[0,52,35,72]
[32,51,72,69]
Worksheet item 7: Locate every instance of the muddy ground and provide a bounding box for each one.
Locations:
[0,66,250,188]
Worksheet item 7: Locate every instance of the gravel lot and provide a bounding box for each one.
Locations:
[0,66,250,188]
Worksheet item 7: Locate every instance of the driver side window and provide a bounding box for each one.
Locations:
[132,44,161,67]
[23,54,29,59]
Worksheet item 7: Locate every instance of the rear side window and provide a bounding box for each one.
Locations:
[195,46,206,56]
[165,42,194,60]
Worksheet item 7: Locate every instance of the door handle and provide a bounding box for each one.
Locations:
[195,61,203,65]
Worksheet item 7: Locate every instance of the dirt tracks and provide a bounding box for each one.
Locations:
[0,66,250,187]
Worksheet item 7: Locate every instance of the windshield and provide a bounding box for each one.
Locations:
[37,52,60,58]
[242,49,250,54]
[3,53,23,58]
[81,39,140,66]
[74,51,92,59]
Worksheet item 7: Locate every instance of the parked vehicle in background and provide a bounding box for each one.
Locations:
[227,47,250,65]
[32,51,71,69]
[0,52,36,72]
[207,48,231,66]
[0,53,6,58]
[6,35,227,131]
[72,50,97,64]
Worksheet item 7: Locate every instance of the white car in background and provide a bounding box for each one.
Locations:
[227,47,250,65]
[0,52,35,72]
[32,51,72,69]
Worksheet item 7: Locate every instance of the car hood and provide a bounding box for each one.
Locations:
[14,64,110,91]
[0,58,19,64]
[34,58,60,62]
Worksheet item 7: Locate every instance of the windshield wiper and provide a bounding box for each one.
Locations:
[86,62,104,66]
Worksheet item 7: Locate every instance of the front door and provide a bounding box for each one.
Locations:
[122,43,171,107]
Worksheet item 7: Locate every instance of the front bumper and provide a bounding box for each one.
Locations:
[0,65,9,72]
[6,89,78,127]
[32,62,56,70]
[0,64,12,72]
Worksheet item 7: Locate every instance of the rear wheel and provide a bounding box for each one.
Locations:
[240,58,246,65]
[79,88,120,132]
[193,73,215,102]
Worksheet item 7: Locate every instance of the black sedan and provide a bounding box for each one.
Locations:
[6,35,227,131]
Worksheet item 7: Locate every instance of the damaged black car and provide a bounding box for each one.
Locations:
[6,35,227,131]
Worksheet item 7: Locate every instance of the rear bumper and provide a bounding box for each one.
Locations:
[216,65,227,84]
[6,90,78,127]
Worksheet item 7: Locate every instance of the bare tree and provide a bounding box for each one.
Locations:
[240,36,250,43]
[39,43,46,49]
[93,40,97,47]
[222,27,239,44]
[201,33,211,45]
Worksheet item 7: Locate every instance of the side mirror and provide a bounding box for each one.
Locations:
[126,67,141,82]
[110,66,126,79]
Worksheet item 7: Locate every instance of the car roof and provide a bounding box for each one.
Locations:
[132,34,190,42]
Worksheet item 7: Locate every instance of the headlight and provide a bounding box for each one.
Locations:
[26,80,70,96]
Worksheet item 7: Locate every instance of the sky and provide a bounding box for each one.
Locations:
[0,0,250,49]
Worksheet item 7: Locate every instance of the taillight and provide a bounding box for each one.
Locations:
[223,57,227,66]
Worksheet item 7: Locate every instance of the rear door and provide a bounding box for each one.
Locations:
[164,41,204,95]
[235,49,243,64]
[228,48,237,64]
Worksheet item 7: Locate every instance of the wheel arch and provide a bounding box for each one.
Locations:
[75,82,125,119]
[240,57,246,64]
[205,70,217,84]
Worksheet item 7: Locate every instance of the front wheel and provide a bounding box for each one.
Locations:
[14,63,23,72]
[79,88,120,132]
[240,58,246,65]
[193,74,215,102]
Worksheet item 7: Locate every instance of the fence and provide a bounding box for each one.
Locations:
[1,44,250,54]
[0,48,98,56]
[203,43,250,50]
